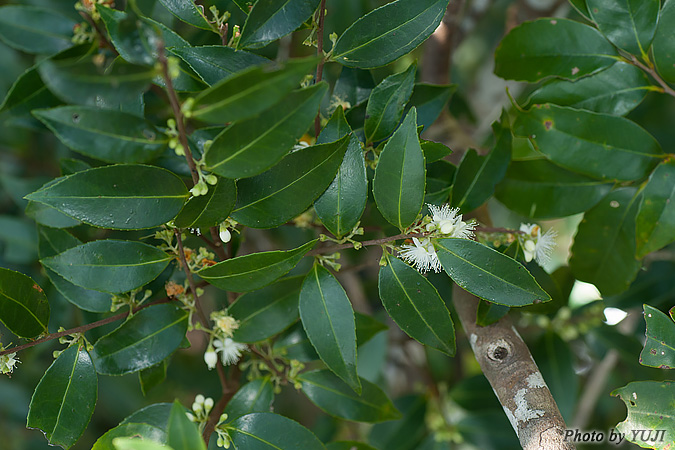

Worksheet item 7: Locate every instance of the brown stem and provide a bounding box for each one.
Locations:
[79,11,118,56]
[202,366,240,442]
[306,233,425,256]
[313,0,327,137]
[629,54,675,98]
[174,230,210,329]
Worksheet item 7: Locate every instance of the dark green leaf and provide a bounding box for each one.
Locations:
[640,304,675,369]
[587,0,659,56]
[435,239,551,306]
[369,395,426,450]
[332,67,375,109]
[495,18,618,82]
[299,264,360,393]
[299,369,401,422]
[238,0,321,49]
[232,136,349,228]
[0,5,75,54]
[378,253,455,355]
[167,401,206,450]
[604,261,675,310]
[421,140,452,163]
[326,442,377,450]
[227,413,325,450]
[570,188,641,296]
[205,83,327,178]
[27,345,97,449]
[513,104,663,181]
[224,377,275,421]
[0,268,49,338]
[139,360,168,396]
[407,83,456,130]
[0,65,60,117]
[333,0,450,69]
[60,158,92,175]
[92,304,188,375]
[26,165,188,230]
[365,64,416,143]
[199,240,315,292]
[373,107,425,229]
[653,0,675,83]
[531,332,577,421]
[355,312,388,346]
[570,0,590,18]
[476,300,509,326]
[495,159,612,219]
[157,0,211,29]
[317,105,352,144]
[191,57,318,124]
[0,216,37,264]
[636,161,675,258]
[174,177,236,230]
[25,200,81,229]
[273,323,319,361]
[449,375,501,411]
[171,46,268,85]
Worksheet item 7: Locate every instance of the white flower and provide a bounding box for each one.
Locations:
[399,237,442,274]
[213,338,247,366]
[211,311,239,338]
[0,352,18,375]
[204,345,218,370]
[519,223,557,265]
[425,204,475,239]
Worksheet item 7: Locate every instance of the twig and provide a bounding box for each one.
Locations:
[313,0,327,137]
[202,366,240,442]
[306,233,424,256]
[79,11,118,56]
[629,54,675,98]
[174,230,210,328]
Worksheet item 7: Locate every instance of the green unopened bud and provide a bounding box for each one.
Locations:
[205,174,218,185]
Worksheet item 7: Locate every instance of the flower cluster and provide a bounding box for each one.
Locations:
[204,311,248,370]
[186,394,213,425]
[0,351,18,376]
[518,223,557,265]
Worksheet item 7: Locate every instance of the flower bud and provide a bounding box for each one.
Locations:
[204,346,218,370]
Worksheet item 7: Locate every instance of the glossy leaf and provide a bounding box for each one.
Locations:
[238,0,321,49]
[378,253,455,355]
[513,104,663,181]
[299,370,400,422]
[157,0,211,29]
[139,360,168,396]
[299,264,360,393]
[173,177,236,229]
[355,312,388,346]
[92,304,188,375]
[332,67,375,109]
[93,404,172,449]
[612,381,675,450]
[435,239,551,306]
[26,165,188,230]
[526,61,652,116]
[570,0,590,18]
[407,83,456,130]
[369,395,427,450]
[34,107,168,164]
[167,401,206,450]
[171,46,268,85]
[229,276,302,342]
[0,65,61,117]
[227,413,325,450]
[636,161,675,258]
[495,18,618,82]
[27,345,97,449]
[25,200,80,229]
[0,5,75,54]
[205,83,327,178]
[191,57,318,124]
[112,439,170,450]
[224,377,275,422]
[332,0,449,69]
[640,305,675,369]
[41,240,172,294]
[373,108,425,229]
[495,159,612,219]
[476,300,509,327]
[587,0,659,56]
[0,268,50,338]
[422,140,452,163]
[653,0,675,83]
[326,442,378,450]
[199,240,315,292]
[570,188,641,296]
[272,323,319,362]
[232,136,349,228]
[364,64,416,143]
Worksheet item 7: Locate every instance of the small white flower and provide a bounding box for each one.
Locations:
[204,345,218,370]
[0,352,18,375]
[219,223,231,244]
[213,338,247,366]
[425,204,476,239]
[186,412,195,422]
[519,223,557,265]
[399,237,442,274]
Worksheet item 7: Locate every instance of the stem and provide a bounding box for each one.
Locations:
[313,0,327,137]
[174,230,210,328]
[629,54,675,98]
[202,366,240,442]
[306,233,424,256]
[79,11,118,56]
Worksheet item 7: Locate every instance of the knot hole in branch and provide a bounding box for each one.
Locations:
[487,339,511,362]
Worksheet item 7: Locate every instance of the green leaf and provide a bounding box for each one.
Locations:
[407,83,456,130]
[570,188,641,296]
[476,300,509,326]
[372,107,425,230]
[326,442,378,450]
[449,375,501,411]
[27,345,97,449]
[494,18,618,82]
[299,369,401,422]
[378,253,455,355]
[332,67,375,109]
[653,0,675,83]
[636,161,675,258]
[421,140,452,163]
[587,0,659,56]
[272,323,319,362]
[205,82,327,178]
[92,304,188,375]
[513,104,663,182]
[317,105,352,144]
[26,165,188,230]
[33,107,168,164]
[364,64,416,143]
[232,136,349,228]
[526,61,652,116]
[167,401,206,450]
[139,360,168,396]
[174,177,236,230]
[355,313,388,346]
[157,0,211,29]
[227,412,325,450]
[41,240,172,294]
[333,0,450,69]
[612,381,674,450]
[531,332,577,422]
[112,438,171,450]
[25,200,81,229]
[369,395,427,450]
[640,304,675,369]
[495,159,613,219]
[191,57,318,124]
[0,268,49,338]
[299,264,361,393]
[451,119,511,212]
[229,276,302,343]
[435,239,551,306]
[224,377,275,421]
[238,0,321,49]
[171,46,268,85]
[0,65,61,117]
[570,0,590,18]
[95,424,167,450]
[0,5,75,54]
[199,240,315,293]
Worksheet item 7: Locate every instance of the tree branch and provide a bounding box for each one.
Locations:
[629,54,675,98]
